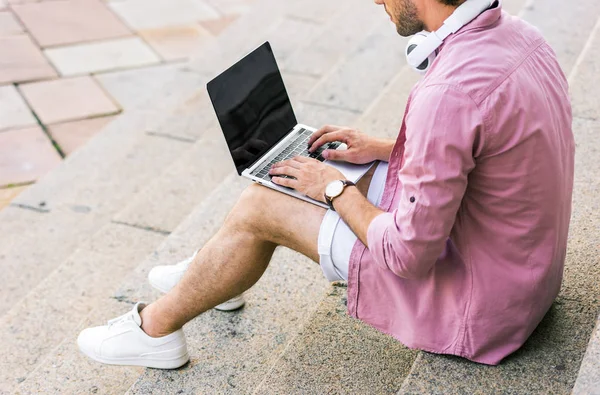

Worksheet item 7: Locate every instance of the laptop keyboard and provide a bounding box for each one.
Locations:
[252,128,341,181]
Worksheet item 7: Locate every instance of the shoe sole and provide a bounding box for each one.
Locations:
[149,277,245,311]
[79,347,189,370]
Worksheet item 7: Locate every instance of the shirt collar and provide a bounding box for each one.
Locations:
[437,0,502,52]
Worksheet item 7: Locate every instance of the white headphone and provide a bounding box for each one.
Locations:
[405,0,495,74]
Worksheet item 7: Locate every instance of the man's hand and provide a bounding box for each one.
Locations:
[269,156,345,203]
[307,125,395,164]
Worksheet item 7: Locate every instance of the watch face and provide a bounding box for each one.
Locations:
[326,180,345,198]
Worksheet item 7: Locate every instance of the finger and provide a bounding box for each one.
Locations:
[269,166,300,178]
[322,148,350,162]
[307,125,345,146]
[272,158,302,169]
[309,130,349,152]
[271,176,298,189]
[291,155,317,163]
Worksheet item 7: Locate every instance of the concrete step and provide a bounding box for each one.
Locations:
[12,0,384,393]
[253,283,418,394]
[0,65,202,318]
[0,0,323,321]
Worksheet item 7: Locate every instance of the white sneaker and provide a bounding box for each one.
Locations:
[148,251,246,312]
[77,302,189,369]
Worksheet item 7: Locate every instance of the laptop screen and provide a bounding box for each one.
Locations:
[207,42,297,175]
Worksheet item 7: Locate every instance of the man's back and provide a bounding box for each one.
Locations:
[348,3,575,365]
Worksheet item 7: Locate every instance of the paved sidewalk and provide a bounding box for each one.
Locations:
[0,0,254,209]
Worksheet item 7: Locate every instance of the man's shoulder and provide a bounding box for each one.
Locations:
[424,11,550,105]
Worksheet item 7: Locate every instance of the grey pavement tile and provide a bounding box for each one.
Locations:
[0,223,164,393]
[17,298,144,395]
[255,284,417,394]
[109,0,220,30]
[44,37,160,76]
[305,21,407,113]
[280,2,382,78]
[205,0,257,16]
[94,63,203,111]
[355,66,421,140]
[0,85,36,131]
[573,315,600,395]
[139,24,213,61]
[112,126,235,232]
[570,18,600,120]
[520,0,600,76]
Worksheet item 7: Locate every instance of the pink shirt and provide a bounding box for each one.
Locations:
[347,2,574,365]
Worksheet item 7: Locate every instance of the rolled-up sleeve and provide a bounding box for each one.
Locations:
[367,84,484,279]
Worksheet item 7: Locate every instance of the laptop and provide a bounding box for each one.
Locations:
[207,42,373,209]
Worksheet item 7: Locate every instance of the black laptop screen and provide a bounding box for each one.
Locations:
[207,42,297,175]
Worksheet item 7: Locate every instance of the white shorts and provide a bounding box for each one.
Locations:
[318,162,389,282]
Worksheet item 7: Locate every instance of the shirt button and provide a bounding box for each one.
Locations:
[410,196,416,203]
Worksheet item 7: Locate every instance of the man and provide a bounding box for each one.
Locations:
[78,0,574,368]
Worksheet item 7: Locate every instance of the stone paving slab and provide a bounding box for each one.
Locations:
[0,132,192,316]
[20,76,120,125]
[355,66,421,140]
[47,115,118,156]
[0,10,24,36]
[0,85,37,131]
[112,125,235,232]
[0,222,164,394]
[570,16,600,121]
[255,283,418,395]
[15,297,145,395]
[280,3,381,78]
[205,0,257,16]
[0,34,57,84]
[573,315,600,395]
[109,0,220,31]
[139,24,213,61]
[45,37,160,76]
[94,63,204,111]
[0,126,62,187]
[305,20,406,113]
[12,0,131,48]
[200,14,239,36]
[520,0,600,76]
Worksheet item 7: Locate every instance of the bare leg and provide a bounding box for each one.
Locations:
[141,164,378,337]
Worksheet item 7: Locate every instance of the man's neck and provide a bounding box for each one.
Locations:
[422,1,463,32]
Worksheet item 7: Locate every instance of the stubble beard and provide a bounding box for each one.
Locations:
[394,0,425,37]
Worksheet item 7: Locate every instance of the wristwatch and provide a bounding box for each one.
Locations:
[324,180,356,211]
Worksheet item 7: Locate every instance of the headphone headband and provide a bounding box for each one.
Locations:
[406,0,494,71]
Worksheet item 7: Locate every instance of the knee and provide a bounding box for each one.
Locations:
[225,184,271,231]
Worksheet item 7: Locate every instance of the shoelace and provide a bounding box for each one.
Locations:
[107,310,136,328]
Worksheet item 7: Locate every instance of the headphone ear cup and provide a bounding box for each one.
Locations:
[405,32,438,74]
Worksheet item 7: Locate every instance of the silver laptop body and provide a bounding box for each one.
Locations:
[207,42,373,209]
